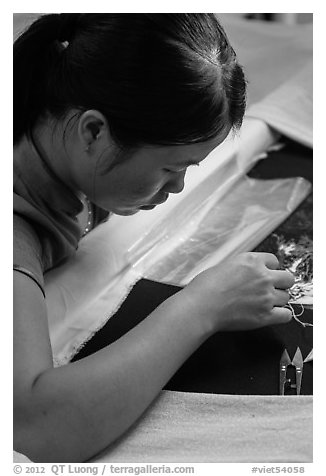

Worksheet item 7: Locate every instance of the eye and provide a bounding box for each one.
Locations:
[163,168,185,174]
[163,163,200,173]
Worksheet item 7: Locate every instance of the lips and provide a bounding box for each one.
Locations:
[139,194,169,210]
[153,193,169,205]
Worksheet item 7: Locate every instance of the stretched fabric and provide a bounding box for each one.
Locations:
[44,117,311,365]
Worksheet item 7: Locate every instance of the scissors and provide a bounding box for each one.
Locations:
[279,347,303,395]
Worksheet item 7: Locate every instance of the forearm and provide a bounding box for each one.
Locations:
[15,291,210,462]
[15,251,294,462]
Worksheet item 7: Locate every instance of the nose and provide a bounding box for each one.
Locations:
[165,171,186,194]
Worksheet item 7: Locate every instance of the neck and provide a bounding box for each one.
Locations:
[31,116,76,192]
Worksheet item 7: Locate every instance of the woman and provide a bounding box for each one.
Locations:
[13,13,294,462]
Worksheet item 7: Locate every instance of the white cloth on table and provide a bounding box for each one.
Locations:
[13,391,312,463]
[92,390,313,463]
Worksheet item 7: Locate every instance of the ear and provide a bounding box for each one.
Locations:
[77,110,112,152]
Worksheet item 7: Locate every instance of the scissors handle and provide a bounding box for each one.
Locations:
[279,366,288,395]
[295,368,303,395]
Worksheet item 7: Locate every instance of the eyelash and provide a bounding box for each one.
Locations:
[164,163,200,173]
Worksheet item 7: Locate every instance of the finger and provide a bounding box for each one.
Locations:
[269,306,293,324]
[273,289,290,307]
[251,252,280,270]
[271,269,295,289]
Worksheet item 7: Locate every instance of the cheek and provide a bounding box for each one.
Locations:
[128,174,165,198]
[130,181,158,196]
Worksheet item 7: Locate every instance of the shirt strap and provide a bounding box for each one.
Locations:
[13,265,46,298]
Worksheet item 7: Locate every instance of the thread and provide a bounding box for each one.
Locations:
[286,288,313,328]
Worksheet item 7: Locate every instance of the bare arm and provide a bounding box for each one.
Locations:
[13,271,209,463]
[14,252,294,463]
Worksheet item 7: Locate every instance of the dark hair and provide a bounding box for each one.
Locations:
[14,13,246,147]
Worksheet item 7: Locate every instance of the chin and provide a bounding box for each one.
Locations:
[113,208,140,216]
[110,202,159,216]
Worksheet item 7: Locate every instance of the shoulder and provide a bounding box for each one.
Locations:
[14,214,44,292]
[14,214,43,259]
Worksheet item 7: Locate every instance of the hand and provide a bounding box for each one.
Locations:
[182,252,295,333]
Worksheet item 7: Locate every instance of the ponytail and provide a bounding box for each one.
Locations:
[13,14,79,144]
